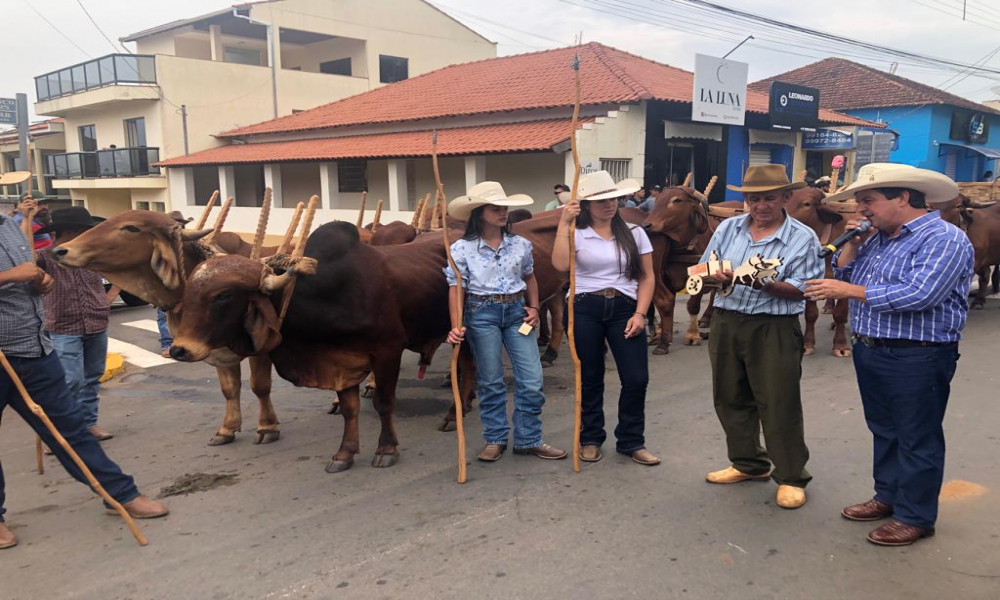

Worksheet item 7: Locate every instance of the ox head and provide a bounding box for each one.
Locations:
[50,210,211,308]
[644,186,709,244]
[169,254,316,362]
[786,187,843,237]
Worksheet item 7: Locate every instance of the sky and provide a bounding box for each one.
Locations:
[4,0,1000,125]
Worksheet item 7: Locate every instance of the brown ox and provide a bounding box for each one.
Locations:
[369,221,418,246]
[50,210,286,446]
[934,195,1000,308]
[169,221,477,473]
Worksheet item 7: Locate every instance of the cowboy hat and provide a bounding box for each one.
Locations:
[824,163,957,205]
[813,176,831,186]
[447,181,533,221]
[36,206,105,235]
[0,171,32,186]
[727,164,805,194]
[577,171,641,201]
[167,210,193,224]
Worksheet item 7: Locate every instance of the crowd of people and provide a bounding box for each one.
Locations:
[0,161,974,551]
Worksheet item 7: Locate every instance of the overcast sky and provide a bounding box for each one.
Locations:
[4,0,1000,125]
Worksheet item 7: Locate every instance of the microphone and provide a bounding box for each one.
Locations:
[818,220,872,258]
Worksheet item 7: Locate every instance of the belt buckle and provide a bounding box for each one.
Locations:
[856,335,875,348]
[599,288,615,298]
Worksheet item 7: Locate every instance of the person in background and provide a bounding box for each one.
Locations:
[981,170,994,182]
[639,185,663,212]
[35,207,114,442]
[545,184,571,211]
[813,176,832,194]
[13,193,53,251]
[155,211,194,358]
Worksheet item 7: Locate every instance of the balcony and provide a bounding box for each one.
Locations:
[35,54,156,101]
[47,147,161,179]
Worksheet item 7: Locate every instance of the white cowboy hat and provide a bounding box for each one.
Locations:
[447,181,533,221]
[577,171,642,201]
[825,163,957,204]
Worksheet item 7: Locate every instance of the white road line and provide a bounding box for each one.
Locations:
[122,319,161,334]
[107,338,174,368]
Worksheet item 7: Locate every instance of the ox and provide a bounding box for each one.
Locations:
[169,221,477,473]
[934,195,1000,309]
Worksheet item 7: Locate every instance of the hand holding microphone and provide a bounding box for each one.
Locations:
[819,219,871,258]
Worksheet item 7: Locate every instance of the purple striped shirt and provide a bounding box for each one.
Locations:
[832,212,974,343]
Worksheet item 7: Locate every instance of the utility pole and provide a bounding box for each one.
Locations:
[181,105,189,155]
[16,93,30,193]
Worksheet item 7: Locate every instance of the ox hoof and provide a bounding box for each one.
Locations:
[438,418,457,432]
[208,432,236,446]
[252,429,281,445]
[539,349,558,367]
[804,347,815,356]
[537,337,550,347]
[652,344,670,355]
[439,376,451,389]
[325,457,355,473]
[361,387,375,398]
[682,335,700,347]
[372,451,400,468]
[648,336,661,347]
[327,402,341,415]
[833,348,852,358]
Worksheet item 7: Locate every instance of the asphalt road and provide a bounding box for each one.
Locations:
[2,302,998,599]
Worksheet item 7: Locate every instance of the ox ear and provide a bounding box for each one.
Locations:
[150,234,183,290]
[242,295,282,355]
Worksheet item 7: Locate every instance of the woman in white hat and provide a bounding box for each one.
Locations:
[445,182,567,462]
[551,171,660,466]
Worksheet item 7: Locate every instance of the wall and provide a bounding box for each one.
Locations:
[574,104,647,183]
[487,153,566,212]
[58,100,162,152]
[174,37,212,61]
[279,162,320,208]
[282,37,368,77]
[84,189,133,216]
[848,106,933,168]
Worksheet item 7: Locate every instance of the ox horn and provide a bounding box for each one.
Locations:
[180,229,213,242]
[250,188,273,261]
[260,268,295,293]
[688,188,709,209]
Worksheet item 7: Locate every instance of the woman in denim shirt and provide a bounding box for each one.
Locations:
[445,182,567,463]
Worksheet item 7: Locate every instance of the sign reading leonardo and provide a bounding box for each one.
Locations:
[692,54,748,126]
[768,82,820,130]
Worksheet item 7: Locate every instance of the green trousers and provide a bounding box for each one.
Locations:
[708,309,812,488]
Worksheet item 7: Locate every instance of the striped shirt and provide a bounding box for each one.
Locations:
[832,212,973,343]
[0,214,52,357]
[700,212,824,315]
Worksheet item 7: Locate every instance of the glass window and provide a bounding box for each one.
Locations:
[224,47,262,66]
[47,73,61,97]
[72,65,87,91]
[124,117,147,147]
[79,125,97,152]
[338,160,367,193]
[115,55,141,82]
[99,56,115,84]
[59,69,73,95]
[136,56,156,82]
[320,58,352,76]
[36,76,49,101]
[379,55,408,84]
[85,61,100,89]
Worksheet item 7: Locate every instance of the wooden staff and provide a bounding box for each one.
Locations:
[194,191,219,230]
[206,197,234,243]
[277,195,319,325]
[681,172,693,188]
[250,188,273,261]
[277,202,305,254]
[17,199,45,476]
[0,349,148,545]
[829,168,841,194]
[410,197,425,228]
[567,54,584,473]
[433,131,467,484]
[355,191,368,228]
[371,199,384,231]
[797,169,808,182]
[702,175,718,198]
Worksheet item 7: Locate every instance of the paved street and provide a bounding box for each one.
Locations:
[2,301,998,599]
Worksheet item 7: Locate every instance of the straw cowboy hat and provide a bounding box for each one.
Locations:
[447,181,534,221]
[727,164,805,194]
[825,163,958,205]
[36,206,105,235]
[577,171,642,201]
[0,171,32,186]
[167,210,193,224]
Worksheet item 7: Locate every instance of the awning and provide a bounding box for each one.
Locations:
[938,142,1000,159]
[749,129,797,146]
[664,121,722,142]
[155,119,591,167]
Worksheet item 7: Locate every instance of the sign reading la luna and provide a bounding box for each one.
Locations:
[692,54,748,126]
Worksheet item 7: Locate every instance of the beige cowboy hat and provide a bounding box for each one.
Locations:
[727,164,805,194]
[447,181,534,221]
[577,171,641,201]
[825,163,958,204]
[0,171,32,186]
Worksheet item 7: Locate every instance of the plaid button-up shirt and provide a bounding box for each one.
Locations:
[36,248,109,335]
[0,214,52,357]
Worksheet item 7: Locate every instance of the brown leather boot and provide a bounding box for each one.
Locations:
[513,444,567,460]
[477,444,506,462]
[105,495,169,519]
[842,498,893,522]
[628,448,661,466]
[580,445,602,462]
[0,522,17,549]
[867,519,934,546]
[87,426,114,441]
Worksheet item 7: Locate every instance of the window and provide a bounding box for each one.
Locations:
[79,125,97,152]
[224,46,262,66]
[600,158,631,183]
[320,57,352,77]
[338,160,367,193]
[379,55,408,84]
[124,117,147,147]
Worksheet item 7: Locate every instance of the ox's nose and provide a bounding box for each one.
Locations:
[169,345,191,361]
[642,223,652,231]
[51,247,68,260]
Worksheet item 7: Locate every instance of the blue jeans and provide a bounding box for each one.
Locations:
[51,331,108,429]
[464,298,546,449]
[0,351,139,522]
[156,309,172,350]
[853,341,959,529]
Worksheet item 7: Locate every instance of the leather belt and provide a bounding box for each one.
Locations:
[466,291,524,304]
[853,335,951,348]
[582,288,626,299]
[714,307,797,318]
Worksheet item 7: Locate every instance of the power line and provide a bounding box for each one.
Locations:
[74,0,127,53]
[20,0,93,59]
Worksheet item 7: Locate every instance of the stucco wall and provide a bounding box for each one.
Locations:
[573,105,647,183]
[279,162,321,208]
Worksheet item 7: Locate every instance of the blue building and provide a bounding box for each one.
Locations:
[751,58,1000,183]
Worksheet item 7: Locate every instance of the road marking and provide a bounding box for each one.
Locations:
[122,319,161,334]
[107,338,174,368]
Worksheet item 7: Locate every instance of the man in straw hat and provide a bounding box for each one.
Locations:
[0,209,168,550]
[699,164,824,509]
[805,164,973,546]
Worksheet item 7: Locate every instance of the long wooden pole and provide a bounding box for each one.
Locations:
[18,199,45,476]
[0,349,147,545]
[568,55,584,473]
[277,195,319,325]
[433,131,467,484]
[194,190,219,230]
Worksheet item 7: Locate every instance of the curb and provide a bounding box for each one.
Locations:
[100,353,125,383]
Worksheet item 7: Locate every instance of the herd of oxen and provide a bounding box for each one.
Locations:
[46,183,1000,474]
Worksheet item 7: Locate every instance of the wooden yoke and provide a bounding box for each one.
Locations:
[206,197,234,244]
[277,195,319,325]
[371,199,384,231]
[703,175,718,198]
[355,191,367,228]
[567,54,584,474]
[250,188,273,261]
[433,131,467,484]
[194,191,220,230]
[277,202,305,255]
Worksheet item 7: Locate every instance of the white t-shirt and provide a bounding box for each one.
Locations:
[573,225,653,299]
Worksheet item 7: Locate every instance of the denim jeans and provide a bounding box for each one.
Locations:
[51,330,108,429]
[853,342,960,529]
[0,351,139,522]
[569,294,649,453]
[464,298,546,449]
[156,309,173,350]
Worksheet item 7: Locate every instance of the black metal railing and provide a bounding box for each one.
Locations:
[47,147,161,179]
[35,54,156,102]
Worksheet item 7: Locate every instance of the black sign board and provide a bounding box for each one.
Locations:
[768,82,820,130]
[949,110,989,144]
